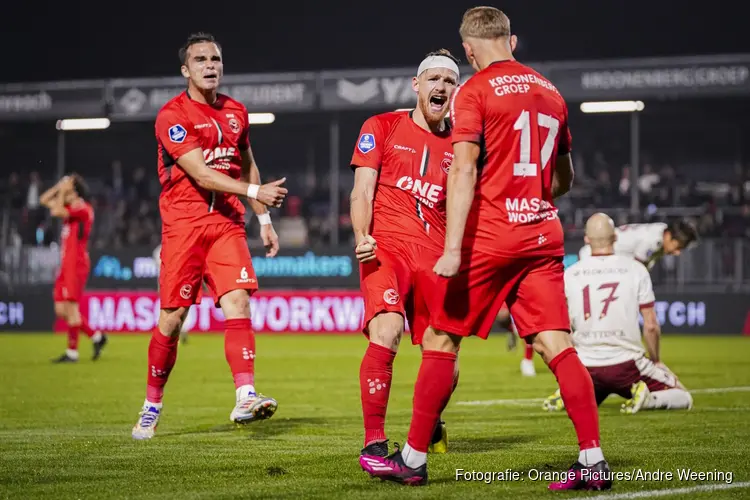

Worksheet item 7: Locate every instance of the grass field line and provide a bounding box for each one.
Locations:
[586,480,750,499]
[457,386,750,406]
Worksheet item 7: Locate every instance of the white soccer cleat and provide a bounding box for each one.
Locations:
[520,358,537,377]
[132,402,162,440]
[230,393,278,424]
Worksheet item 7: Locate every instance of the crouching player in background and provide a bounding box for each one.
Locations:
[544,213,693,414]
[41,174,108,363]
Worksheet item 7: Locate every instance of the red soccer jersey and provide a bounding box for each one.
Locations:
[155,91,250,231]
[350,111,453,252]
[60,200,93,269]
[450,60,571,257]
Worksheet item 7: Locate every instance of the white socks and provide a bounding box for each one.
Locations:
[144,399,162,410]
[91,331,102,343]
[65,349,79,360]
[236,385,257,400]
[579,447,605,467]
[402,443,427,469]
[644,389,693,410]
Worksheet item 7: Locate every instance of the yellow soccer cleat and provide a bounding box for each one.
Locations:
[621,381,650,414]
[542,389,565,412]
[428,420,448,454]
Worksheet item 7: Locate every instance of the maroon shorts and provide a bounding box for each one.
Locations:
[424,249,569,339]
[359,239,440,345]
[587,357,679,405]
[160,222,257,308]
[53,267,89,303]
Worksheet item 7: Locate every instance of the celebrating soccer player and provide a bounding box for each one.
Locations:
[41,174,107,363]
[351,50,460,462]
[578,219,698,270]
[543,213,693,414]
[361,7,611,490]
[131,32,287,440]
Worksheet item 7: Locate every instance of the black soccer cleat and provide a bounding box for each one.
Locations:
[361,439,389,457]
[92,334,108,361]
[52,353,77,364]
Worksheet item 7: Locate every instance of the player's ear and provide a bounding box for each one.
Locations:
[411,76,419,93]
[462,41,473,61]
[510,35,518,53]
[584,235,591,245]
[180,65,190,79]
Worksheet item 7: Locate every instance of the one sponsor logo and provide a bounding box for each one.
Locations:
[228,118,241,134]
[180,284,193,300]
[119,88,147,115]
[639,301,706,328]
[504,197,559,223]
[251,251,353,278]
[226,113,235,118]
[203,146,237,168]
[383,289,400,305]
[358,133,376,154]
[194,123,212,129]
[396,176,443,208]
[0,301,24,326]
[337,79,380,104]
[169,124,187,143]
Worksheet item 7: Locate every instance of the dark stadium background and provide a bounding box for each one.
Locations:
[0,0,748,333]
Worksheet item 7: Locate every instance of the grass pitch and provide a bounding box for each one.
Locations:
[1,333,749,499]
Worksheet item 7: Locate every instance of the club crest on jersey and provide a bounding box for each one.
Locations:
[441,157,452,174]
[358,133,376,154]
[168,124,187,143]
[228,118,240,134]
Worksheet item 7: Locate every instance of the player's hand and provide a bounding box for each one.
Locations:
[355,235,377,263]
[60,176,74,191]
[260,223,280,257]
[433,251,461,278]
[256,178,288,208]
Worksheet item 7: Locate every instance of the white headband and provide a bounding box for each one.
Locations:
[417,55,460,79]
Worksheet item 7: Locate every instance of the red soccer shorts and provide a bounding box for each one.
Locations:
[160,222,257,308]
[423,250,569,339]
[586,357,679,405]
[53,266,89,303]
[359,238,440,345]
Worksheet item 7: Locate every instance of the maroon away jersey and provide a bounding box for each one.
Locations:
[60,200,93,270]
[155,91,250,231]
[350,111,453,252]
[450,60,571,257]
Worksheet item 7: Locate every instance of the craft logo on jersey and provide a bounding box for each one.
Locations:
[383,289,400,305]
[228,118,240,134]
[358,133,376,154]
[169,124,187,143]
[396,176,443,208]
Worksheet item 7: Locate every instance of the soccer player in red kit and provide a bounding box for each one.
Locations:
[361,8,611,490]
[41,174,108,363]
[131,33,288,440]
[351,50,459,462]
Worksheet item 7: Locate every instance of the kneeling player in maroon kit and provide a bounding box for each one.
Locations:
[361,8,611,490]
[131,33,287,439]
[41,174,108,363]
[352,50,459,461]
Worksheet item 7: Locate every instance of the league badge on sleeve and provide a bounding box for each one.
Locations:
[168,124,187,143]
[357,133,376,154]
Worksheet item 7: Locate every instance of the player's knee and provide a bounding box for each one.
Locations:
[531,330,573,364]
[421,326,461,353]
[54,302,67,320]
[159,307,189,336]
[495,307,511,328]
[368,313,404,350]
[66,305,81,326]
[219,289,251,319]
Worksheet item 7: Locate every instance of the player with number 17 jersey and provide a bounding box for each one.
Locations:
[431,59,572,339]
[351,110,453,343]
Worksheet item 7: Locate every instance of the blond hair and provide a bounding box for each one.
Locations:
[459,6,511,40]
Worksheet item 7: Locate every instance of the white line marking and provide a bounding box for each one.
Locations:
[586,481,750,499]
[457,386,750,406]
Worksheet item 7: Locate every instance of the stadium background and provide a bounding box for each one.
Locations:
[0,0,748,335]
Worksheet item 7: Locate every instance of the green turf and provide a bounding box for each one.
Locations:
[1,333,749,499]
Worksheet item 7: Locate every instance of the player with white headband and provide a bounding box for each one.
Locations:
[350,49,460,467]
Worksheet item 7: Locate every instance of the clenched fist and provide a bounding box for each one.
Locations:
[256,177,288,208]
[355,235,377,263]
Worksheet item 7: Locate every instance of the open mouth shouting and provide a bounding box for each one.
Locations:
[429,94,448,113]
